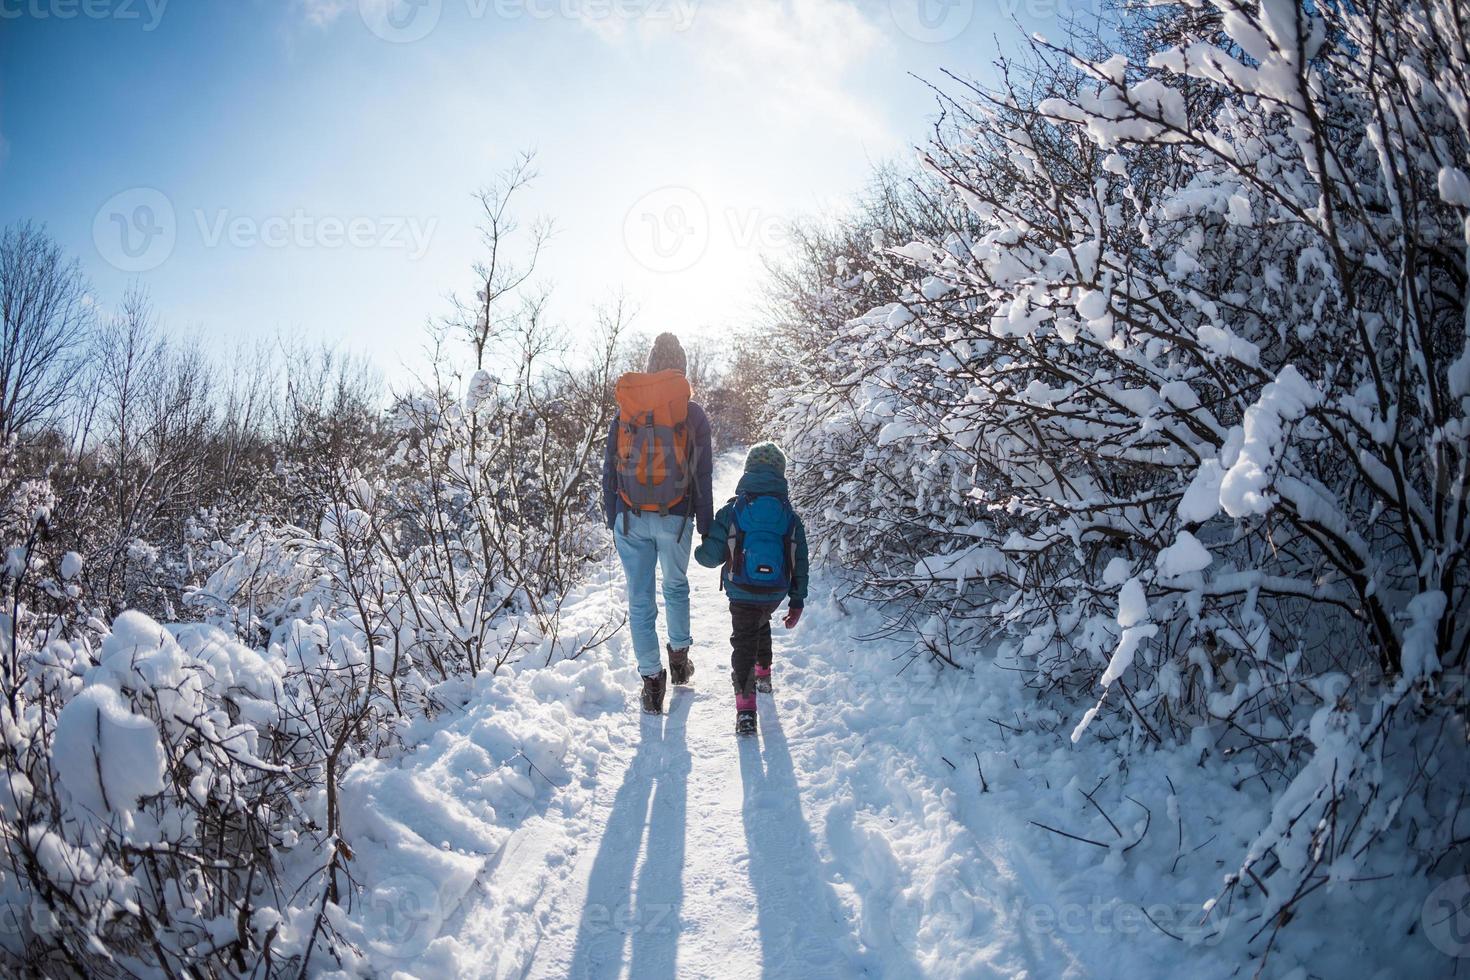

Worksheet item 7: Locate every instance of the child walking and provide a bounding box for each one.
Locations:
[695,443,809,736]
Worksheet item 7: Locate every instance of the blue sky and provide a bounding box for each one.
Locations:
[0,0,1070,383]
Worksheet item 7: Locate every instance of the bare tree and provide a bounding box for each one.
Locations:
[454,150,555,373]
[0,222,93,442]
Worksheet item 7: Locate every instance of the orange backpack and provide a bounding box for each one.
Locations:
[614,370,697,525]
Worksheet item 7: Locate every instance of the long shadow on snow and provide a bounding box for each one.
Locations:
[739,700,920,978]
[567,690,690,979]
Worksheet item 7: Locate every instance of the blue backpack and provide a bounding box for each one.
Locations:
[725,493,797,594]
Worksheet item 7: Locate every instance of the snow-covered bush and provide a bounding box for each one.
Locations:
[0,351,620,974]
[0,445,315,974]
[0,159,626,974]
[775,0,1469,954]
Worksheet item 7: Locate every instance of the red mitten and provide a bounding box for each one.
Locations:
[783,606,803,629]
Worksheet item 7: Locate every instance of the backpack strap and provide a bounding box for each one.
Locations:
[657,418,671,516]
[676,438,700,543]
[784,504,797,580]
[724,494,743,574]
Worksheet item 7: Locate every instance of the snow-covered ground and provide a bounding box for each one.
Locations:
[334,455,1452,978]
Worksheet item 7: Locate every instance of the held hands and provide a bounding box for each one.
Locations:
[783,605,802,629]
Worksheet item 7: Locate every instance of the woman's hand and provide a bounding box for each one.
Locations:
[783,605,802,629]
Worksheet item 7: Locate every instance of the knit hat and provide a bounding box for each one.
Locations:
[744,441,787,475]
[646,332,687,375]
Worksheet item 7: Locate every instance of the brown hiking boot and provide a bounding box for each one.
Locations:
[641,669,667,714]
[667,645,694,685]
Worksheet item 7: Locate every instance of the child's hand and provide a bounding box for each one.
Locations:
[783,606,802,629]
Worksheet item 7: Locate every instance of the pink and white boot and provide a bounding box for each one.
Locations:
[735,692,757,736]
[754,664,773,694]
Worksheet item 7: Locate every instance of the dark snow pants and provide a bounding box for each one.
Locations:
[729,601,780,697]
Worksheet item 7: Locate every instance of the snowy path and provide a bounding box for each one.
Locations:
[514,455,865,978]
[468,454,878,978]
[346,456,1118,978]
[519,613,859,979]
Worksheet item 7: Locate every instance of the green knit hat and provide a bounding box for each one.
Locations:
[744,441,787,475]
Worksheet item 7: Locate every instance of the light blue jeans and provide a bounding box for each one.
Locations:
[613,512,693,677]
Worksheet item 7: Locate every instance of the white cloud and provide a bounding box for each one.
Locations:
[704,0,882,75]
[295,0,351,27]
[576,0,889,137]
[705,0,888,136]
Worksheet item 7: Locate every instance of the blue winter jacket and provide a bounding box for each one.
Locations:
[694,466,810,608]
[602,400,714,536]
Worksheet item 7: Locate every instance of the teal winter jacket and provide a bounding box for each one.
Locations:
[694,467,810,608]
